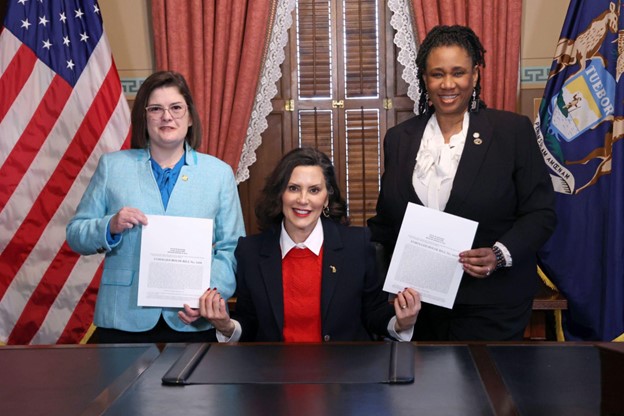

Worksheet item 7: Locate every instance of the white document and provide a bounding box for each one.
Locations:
[138,215,213,308]
[383,203,478,309]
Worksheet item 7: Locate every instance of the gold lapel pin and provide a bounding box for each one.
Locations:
[181,175,188,181]
[330,265,336,273]
[473,132,482,145]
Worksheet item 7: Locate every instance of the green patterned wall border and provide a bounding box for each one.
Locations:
[520,66,550,85]
[121,68,551,97]
[121,77,145,97]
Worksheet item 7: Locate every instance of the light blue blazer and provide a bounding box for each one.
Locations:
[66,146,245,332]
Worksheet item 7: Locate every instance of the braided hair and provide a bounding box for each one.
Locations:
[416,25,487,114]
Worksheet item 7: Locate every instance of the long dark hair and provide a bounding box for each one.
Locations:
[255,147,348,230]
[416,25,487,114]
[130,71,202,149]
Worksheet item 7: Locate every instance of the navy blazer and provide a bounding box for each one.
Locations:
[368,109,556,305]
[233,218,395,342]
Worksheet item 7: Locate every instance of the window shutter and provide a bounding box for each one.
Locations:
[299,109,334,160]
[345,108,380,224]
[292,0,387,226]
[344,0,379,98]
[296,0,332,99]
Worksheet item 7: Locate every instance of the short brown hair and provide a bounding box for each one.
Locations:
[130,71,202,149]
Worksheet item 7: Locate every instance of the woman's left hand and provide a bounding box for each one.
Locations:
[459,247,496,278]
[393,287,421,332]
[178,304,201,325]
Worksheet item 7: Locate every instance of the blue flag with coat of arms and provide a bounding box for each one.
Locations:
[536,0,624,341]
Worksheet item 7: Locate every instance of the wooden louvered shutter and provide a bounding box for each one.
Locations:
[296,0,335,161]
[237,0,415,232]
[342,0,382,225]
[294,0,385,226]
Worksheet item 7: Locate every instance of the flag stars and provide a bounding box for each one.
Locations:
[63,36,70,46]
[42,39,52,50]
[80,32,89,42]
[66,60,75,70]
[59,12,67,23]
[20,19,31,29]
[94,5,100,14]
[75,8,84,19]
[17,0,27,5]
[38,15,49,26]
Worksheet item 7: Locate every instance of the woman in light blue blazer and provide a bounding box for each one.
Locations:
[66,71,245,343]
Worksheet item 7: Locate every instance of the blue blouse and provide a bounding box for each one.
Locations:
[106,155,185,244]
[150,155,186,210]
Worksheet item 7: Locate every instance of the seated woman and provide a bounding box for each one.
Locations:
[180,147,420,342]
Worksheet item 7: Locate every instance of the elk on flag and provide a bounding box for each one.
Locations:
[536,0,624,341]
[0,0,130,344]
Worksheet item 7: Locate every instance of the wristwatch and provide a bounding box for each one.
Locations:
[492,245,506,270]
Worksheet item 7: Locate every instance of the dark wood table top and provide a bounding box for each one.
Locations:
[0,344,159,416]
[1,342,620,416]
[104,343,493,416]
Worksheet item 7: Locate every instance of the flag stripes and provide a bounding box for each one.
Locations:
[8,244,81,344]
[0,43,120,291]
[0,75,72,211]
[55,262,103,344]
[0,45,38,123]
[0,1,130,344]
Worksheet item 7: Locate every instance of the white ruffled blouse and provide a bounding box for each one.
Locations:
[412,112,469,211]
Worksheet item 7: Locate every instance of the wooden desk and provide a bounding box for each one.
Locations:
[1,342,620,416]
[0,344,159,416]
[486,344,600,414]
[597,342,624,415]
[103,342,611,416]
[105,343,494,415]
[525,279,568,340]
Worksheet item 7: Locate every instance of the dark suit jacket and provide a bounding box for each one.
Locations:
[368,109,556,305]
[233,218,395,342]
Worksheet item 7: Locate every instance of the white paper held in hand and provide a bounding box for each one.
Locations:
[383,203,477,309]
[138,215,213,308]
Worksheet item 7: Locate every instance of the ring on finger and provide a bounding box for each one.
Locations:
[485,267,491,276]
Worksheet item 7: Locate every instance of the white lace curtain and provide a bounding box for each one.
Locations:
[236,0,418,182]
[235,0,296,183]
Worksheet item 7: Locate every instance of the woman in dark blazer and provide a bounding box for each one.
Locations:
[368,25,557,341]
[181,147,420,342]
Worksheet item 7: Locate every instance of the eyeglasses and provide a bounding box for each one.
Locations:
[145,103,187,120]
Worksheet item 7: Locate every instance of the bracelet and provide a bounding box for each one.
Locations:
[492,245,506,270]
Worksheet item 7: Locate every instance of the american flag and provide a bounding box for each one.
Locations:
[0,0,130,344]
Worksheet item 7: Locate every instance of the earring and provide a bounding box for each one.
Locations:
[322,206,330,217]
[470,89,478,112]
[422,91,430,114]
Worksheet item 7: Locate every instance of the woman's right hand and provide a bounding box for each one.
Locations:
[199,288,235,337]
[109,207,148,235]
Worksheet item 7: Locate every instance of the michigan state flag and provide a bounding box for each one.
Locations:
[536,0,624,341]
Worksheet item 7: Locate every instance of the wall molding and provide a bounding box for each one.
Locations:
[120,67,552,98]
[520,66,550,86]
[121,77,144,97]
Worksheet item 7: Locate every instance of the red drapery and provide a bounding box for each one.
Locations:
[151,0,273,171]
[411,0,522,112]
